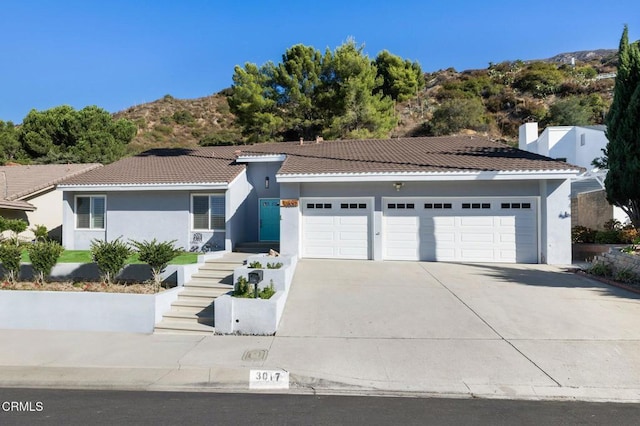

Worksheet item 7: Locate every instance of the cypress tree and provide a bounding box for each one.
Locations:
[604,26,640,227]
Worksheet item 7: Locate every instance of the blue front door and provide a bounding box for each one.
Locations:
[259,198,280,241]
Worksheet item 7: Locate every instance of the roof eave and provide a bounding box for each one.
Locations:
[57,183,230,191]
[276,170,582,183]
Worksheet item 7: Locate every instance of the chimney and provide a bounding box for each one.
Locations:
[518,122,538,151]
[315,136,323,144]
[299,137,303,145]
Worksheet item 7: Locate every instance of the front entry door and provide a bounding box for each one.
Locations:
[259,198,280,241]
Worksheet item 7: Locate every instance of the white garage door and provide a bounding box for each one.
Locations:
[302,198,371,259]
[383,197,537,263]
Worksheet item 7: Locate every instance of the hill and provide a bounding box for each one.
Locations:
[114,49,618,152]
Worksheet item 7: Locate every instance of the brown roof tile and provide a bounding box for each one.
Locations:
[240,136,582,174]
[0,163,102,200]
[59,136,581,187]
[59,148,245,186]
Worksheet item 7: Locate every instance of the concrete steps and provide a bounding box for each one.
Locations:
[154,253,248,335]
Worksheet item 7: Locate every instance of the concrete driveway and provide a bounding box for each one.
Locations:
[269,259,640,399]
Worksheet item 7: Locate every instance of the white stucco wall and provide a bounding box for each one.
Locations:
[519,123,608,170]
[539,179,573,264]
[0,287,181,333]
[278,178,574,265]
[227,170,251,249]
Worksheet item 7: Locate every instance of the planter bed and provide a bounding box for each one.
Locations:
[0,287,182,333]
[215,254,297,335]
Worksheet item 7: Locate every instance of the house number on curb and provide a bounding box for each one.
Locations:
[249,369,290,389]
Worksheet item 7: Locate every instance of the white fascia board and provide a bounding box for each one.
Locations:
[236,154,287,163]
[56,183,229,192]
[276,170,582,183]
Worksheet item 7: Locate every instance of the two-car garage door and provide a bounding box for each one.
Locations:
[300,197,538,263]
[383,197,537,263]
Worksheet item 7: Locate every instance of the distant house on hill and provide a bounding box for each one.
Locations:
[518,122,628,229]
[0,163,102,242]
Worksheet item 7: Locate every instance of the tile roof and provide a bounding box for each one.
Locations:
[58,148,245,186]
[240,136,582,175]
[0,163,102,202]
[58,136,581,187]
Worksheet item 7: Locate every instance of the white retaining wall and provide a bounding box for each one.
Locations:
[0,287,183,333]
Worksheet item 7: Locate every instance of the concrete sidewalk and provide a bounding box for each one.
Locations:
[0,260,639,402]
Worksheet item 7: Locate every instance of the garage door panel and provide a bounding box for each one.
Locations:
[384,197,537,263]
[302,198,371,260]
[460,233,495,243]
[459,216,494,227]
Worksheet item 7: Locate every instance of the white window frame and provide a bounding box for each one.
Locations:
[191,194,226,231]
[74,195,106,230]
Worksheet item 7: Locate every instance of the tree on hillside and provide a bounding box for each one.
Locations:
[228,62,283,143]
[229,40,398,142]
[546,96,594,126]
[325,40,397,139]
[274,44,326,140]
[19,105,136,164]
[427,97,488,136]
[374,50,425,102]
[0,120,22,162]
[604,26,640,228]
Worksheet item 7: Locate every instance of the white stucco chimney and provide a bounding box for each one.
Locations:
[518,122,539,152]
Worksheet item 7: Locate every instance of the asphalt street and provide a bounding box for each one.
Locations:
[1,388,640,425]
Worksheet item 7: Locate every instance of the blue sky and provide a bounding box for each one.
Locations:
[1,0,639,123]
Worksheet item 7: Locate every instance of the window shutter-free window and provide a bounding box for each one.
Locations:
[76,196,106,229]
[91,197,105,229]
[192,194,225,230]
[210,196,225,229]
[77,197,90,228]
[193,196,209,229]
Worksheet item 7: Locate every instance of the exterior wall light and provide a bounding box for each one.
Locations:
[265,176,270,189]
[393,182,404,191]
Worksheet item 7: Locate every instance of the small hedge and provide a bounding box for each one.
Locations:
[572,220,638,244]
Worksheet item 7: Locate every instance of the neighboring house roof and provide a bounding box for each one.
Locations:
[58,136,581,188]
[0,163,102,211]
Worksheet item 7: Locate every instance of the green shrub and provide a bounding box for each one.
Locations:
[258,281,276,299]
[0,243,22,283]
[90,238,132,284]
[572,226,597,243]
[234,276,251,297]
[153,124,173,135]
[594,230,622,244]
[266,262,283,269]
[614,268,637,284]
[588,262,612,277]
[0,217,28,246]
[130,239,182,291]
[172,110,195,125]
[27,241,63,284]
[30,224,48,242]
[248,261,263,269]
[233,276,275,299]
[199,130,241,146]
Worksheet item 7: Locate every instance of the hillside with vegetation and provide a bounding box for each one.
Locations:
[116,47,618,150]
[0,46,618,164]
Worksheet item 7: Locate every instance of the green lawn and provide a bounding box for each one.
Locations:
[20,250,198,265]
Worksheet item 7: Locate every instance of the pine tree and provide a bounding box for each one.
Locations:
[604,26,640,227]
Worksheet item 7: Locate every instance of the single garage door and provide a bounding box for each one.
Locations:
[383,197,537,263]
[302,198,372,259]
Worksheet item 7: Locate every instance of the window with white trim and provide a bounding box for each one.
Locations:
[76,195,106,229]
[192,195,225,230]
